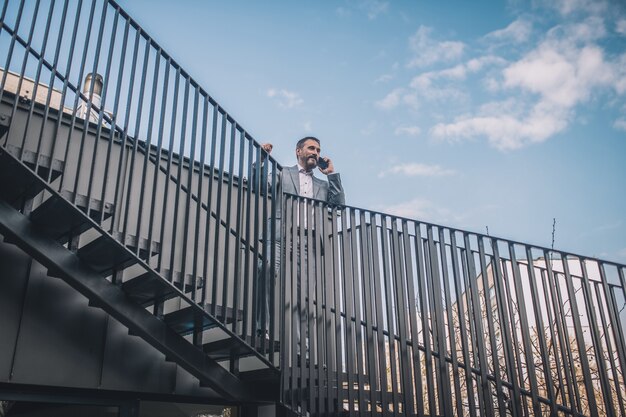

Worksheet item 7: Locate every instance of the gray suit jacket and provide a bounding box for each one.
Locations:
[280,165,345,206]
[254,164,345,240]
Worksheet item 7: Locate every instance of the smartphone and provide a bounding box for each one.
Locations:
[317,156,329,169]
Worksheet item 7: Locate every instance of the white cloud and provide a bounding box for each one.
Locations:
[614,118,626,131]
[375,74,394,83]
[378,197,459,223]
[379,198,439,220]
[337,1,388,20]
[375,88,403,110]
[407,26,466,68]
[303,121,312,132]
[543,0,609,17]
[266,88,303,108]
[484,18,533,44]
[394,126,421,136]
[431,16,626,151]
[379,162,455,178]
[548,16,607,43]
[617,19,626,36]
[358,0,389,20]
[503,44,612,107]
[431,106,569,151]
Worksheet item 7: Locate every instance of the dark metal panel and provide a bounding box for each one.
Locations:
[9,260,107,388]
[0,239,32,381]
[100,316,176,393]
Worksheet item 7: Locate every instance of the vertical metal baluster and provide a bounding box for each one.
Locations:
[538,265,567,412]
[178,82,197,306]
[0,0,26,110]
[281,195,295,409]
[210,109,227,317]
[331,207,345,415]
[389,219,413,416]
[507,243,543,415]
[448,231,477,417]
[367,215,389,417]
[599,264,626,416]
[94,6,121,226]
[132,45,162,259]
[83,0,111,220]
[490,240,523,417]
[426,226,453,416]
[348,209,367,415]
[579,260,615,416]
[380,215,401,416]
[145,58,170,269]
[524,253,558,413]
[360,212,378,417]
[311,201,323,415]
[475,236,505,416]
[240,136,255,339]
[414,224,437,413]
[561,256,599,415]
[545,254,582,412]
[303,198,313,414]
[156,67,180,281]
[38,0,70,185]
[593,279,622,416]
[323,204,339,415]
[11,0,40,160]
[200,104,218,308]
[121,36,150,249]
[189,90,206,310]
[109,17,133,236]
[21,0,55,176]
[229,128,246,335]
[218,121,235,323]
[168,77,190,291]
[63,0,97,204]
[437,228,465,417]
[462,234,494,416]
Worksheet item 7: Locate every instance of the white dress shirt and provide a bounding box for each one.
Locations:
[298,164,314,198]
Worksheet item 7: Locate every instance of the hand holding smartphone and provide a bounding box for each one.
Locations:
[317,156,329,170]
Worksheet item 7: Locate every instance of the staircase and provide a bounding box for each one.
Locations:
[0,126,279,404]
[2,1,625,416]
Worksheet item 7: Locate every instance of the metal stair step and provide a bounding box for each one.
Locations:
[0,199,255,401]
[122,271,181,306]
[0,146,64,205]
[30,191,114,241]
[122,269,199,306]
[203,336,280,361]
[163,305,220,336]
[77,232,159,275]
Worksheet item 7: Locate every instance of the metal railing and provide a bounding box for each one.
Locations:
[281,195,626,416]
[0,0,281,360]
[2,1,625,415]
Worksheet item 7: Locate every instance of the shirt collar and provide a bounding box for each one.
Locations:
[297,163,313,176]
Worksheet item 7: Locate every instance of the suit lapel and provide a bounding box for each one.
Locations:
[288,166,299,195]
[313,177,323,200]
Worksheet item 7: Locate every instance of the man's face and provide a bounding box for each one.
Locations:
[296,139,321,171]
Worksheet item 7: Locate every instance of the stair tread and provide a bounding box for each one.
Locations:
[0,199,257,401]
[122,270,199,306]
[203,336,280,361]
[77,232,160,274]
[163,305,219,335]
[0,147,64,205]
[30,191,114,241]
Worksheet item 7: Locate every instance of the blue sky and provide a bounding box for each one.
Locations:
[117,0,626,263]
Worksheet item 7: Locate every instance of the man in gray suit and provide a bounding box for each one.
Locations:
[260,136,344,207]
[255,136,345,342]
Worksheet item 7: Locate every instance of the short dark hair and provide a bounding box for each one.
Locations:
[296,136,320,149]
